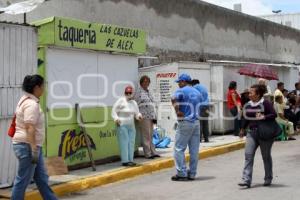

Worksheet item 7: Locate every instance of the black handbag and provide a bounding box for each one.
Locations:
[257,120,282,140]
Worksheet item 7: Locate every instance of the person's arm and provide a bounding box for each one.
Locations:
[23,103,39,152]
[25,124,37,152]
[171,91,184,118]
[133,101,143,120]
[263,101,277,120]
[112,98,122,125]
[171,99,184,118]
[278,113,287,120]
[231,92,241,111]
[276,104,288,121]
[239,108,250,138]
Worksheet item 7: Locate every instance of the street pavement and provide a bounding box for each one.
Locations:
[61,136,300,200]
[48,135,242,184]
[0,135,243,199]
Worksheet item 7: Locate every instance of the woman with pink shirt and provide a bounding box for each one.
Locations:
[11,75,57,200]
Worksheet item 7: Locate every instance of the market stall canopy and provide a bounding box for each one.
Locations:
[32,16,147,54]
[238,64,279,80]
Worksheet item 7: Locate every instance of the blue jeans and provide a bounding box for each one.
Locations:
[11,143,57,200]
[117,124,136,163]
[174,120,200,178]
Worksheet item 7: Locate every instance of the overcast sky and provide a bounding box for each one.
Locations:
[201,0,300,16]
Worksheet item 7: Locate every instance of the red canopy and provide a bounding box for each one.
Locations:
[238,64,278,80]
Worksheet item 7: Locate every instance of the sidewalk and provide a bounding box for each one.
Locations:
[0,135,245,200]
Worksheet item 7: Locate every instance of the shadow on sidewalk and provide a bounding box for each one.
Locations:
[194,176,216,181]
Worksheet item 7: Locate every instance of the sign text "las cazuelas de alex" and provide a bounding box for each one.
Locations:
[55,17,146,54]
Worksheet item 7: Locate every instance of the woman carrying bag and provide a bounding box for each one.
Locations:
[239,84,279,188]
[11,75,57,200]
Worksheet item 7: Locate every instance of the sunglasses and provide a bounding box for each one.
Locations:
[125,92,132,95]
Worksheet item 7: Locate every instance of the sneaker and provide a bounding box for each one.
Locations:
[171,175,188,181]
[288,137,296,140]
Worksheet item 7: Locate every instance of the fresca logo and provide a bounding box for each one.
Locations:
[58,129,96,159]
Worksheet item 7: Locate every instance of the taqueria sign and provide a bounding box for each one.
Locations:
[34,16,146,54]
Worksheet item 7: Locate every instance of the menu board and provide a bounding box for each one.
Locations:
[156,73,177,102]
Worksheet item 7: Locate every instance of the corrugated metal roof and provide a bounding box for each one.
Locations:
[207,60,297,69]
[31,16,54,26]
[0,20,35,27]
[260,13,300,18]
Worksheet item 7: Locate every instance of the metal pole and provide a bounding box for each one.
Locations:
[75,103,97,171]
[23,13,26,24]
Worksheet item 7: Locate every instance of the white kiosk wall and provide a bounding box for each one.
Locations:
[47,48,138,109]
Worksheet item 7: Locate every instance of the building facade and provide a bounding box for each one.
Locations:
[261,13,300,30]
[1,0,300,65]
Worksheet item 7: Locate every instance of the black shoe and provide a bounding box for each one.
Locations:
[187,176,195,181]
[204,140,209,143]
[187,172,195,181]
[288,137,296,140]
[238,182,251,188]
[122,162,130,166]
[171,175,188,181]
[153,154,161,158]
[263,181,272,186]
[145,156,155,159]
[128,162,137,167]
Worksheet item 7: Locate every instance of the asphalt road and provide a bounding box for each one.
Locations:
[61,136,300,200]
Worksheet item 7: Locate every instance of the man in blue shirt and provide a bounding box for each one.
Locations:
[192,79,210,143]
[171,73,202,181]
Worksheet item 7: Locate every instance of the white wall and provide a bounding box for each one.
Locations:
[0,23,37,188]
[47,48,138,109]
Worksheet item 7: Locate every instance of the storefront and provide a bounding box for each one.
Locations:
[139,61,299,136]
[33,16,146,169]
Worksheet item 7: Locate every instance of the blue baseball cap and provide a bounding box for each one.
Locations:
[175,73,192,83]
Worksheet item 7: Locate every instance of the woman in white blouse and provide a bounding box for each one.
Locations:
[112,86,143,166]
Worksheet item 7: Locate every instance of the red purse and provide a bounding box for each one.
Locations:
[7,97,30,138]
[7,115,17,137]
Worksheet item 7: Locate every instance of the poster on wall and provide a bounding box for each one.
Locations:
[47,120,120,166]
[156,73,177,103]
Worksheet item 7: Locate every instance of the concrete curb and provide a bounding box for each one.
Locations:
[24,140,245,200]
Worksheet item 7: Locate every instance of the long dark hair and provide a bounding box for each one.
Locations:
[22,74,44,94]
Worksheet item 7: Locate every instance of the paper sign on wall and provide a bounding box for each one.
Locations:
[156,73,177,102]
